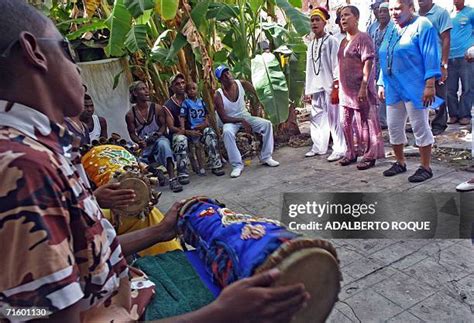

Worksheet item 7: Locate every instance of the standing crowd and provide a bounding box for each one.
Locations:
[305,0,473,183]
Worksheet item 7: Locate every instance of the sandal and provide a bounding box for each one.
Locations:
[408,167,433,183]
[356,159,376,170]
[339,157,357,166]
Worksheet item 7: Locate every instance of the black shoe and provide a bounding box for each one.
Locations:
[169,178,183,192]
[212,168,225,176]
[383,162,407,177]
[339,157,357,166]
[408,167,433,183]
[431,128,444,136]
[178,175,190,185]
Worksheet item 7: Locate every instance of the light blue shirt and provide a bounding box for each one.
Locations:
[419,4,452,62]
[449,6,474,59]
[378,16,441,109]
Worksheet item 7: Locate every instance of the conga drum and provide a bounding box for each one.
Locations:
[178,196,342,323]
[81,141,161,220]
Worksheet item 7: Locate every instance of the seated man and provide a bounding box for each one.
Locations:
[214,65,280,178]
[80,93,108,141]
[164,73,192,185]
[0,2,308,321]
[125,81,183,193]
[180,81,225,176]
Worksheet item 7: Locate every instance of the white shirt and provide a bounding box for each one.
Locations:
[305,33,340,95]
[217,80,251,118]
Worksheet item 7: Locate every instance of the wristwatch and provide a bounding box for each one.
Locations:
[441,63,448,69]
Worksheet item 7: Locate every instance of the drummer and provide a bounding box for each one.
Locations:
[0,1,309,320]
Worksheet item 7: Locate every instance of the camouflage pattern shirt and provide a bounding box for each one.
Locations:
[0,101,154,321]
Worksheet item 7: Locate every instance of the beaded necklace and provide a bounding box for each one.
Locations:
[311,34,329,76]
[386,17,413,76]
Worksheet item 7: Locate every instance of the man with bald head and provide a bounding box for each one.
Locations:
[0,2,309,321]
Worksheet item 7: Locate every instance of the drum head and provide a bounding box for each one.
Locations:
[275,248,340,323]
[118,178,150,214]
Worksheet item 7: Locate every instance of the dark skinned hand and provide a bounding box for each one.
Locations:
[94,182,136,209]
[211,268,310,323]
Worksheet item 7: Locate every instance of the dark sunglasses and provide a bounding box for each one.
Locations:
[0,36,77,63]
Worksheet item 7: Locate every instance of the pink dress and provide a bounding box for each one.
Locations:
[337,32,385,161]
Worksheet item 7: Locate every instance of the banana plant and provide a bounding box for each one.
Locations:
[251,52,289,125]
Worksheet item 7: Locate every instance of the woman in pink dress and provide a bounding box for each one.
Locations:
[337,5,385,170]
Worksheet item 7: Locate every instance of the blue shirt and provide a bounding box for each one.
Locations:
[180,98,207,129]
[449,6,474,59]
[378,16,441,109]
[419,4,453,62]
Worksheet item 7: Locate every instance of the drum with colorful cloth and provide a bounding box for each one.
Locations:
[177,196,342,323]
[81,140,161,220]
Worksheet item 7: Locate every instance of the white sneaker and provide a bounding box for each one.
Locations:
[262,158,280,167]
[230,166,244,178]
[327,152,344,162]
[456,180,474,192]
[305,150,317,157]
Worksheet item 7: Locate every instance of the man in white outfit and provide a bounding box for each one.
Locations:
[304,7,346,162]
[214,66,279,178]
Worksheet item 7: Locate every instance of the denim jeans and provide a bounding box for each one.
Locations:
[431,81,447,131]
[447,57,472,119]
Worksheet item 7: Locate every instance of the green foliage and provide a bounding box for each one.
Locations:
[251,53,289,125]
[248,0,263,14]
[288,0,302,8]
[124,24,148,52]
[286,31,306,106]
[274,0,310,36]
[155,0,179,20]
[124,0,155,18]
[150,29,178,66]
[66,19,108,40]
[191,1,210,30]
[105,0,132,57]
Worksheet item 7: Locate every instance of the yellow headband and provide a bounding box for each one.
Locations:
[310,9,327,22]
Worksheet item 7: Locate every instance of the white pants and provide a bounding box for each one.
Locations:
[222,116,274,168]
[387,101,434,147]
[310,91,346,155]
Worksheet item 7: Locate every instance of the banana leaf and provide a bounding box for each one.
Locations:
[248,0,263,14]
[251,52,289,125]
[155,0,179,21]
[124,24,148,52]
[105,0,132,57]
[124,0,154,18]
[287,32,306,107]
[206,3,239,21]
[275,0,310,36]
[288,0,302,8]
[66,19,108,40]
[165,33,188,62]
[191,0,210,30]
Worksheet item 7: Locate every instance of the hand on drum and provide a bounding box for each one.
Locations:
[212,268,310,323]
[160,200,186,241]
[94,182,136,209]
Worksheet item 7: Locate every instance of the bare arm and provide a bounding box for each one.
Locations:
[155,105,167,136]
[164,107,185,135]
[125,110,144,145]
[99,117,108,138]
[240,80,261,105]
[117,201,183,257]
[440,30,450,82]
[214,92,245,124]
[358,59,373,101]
